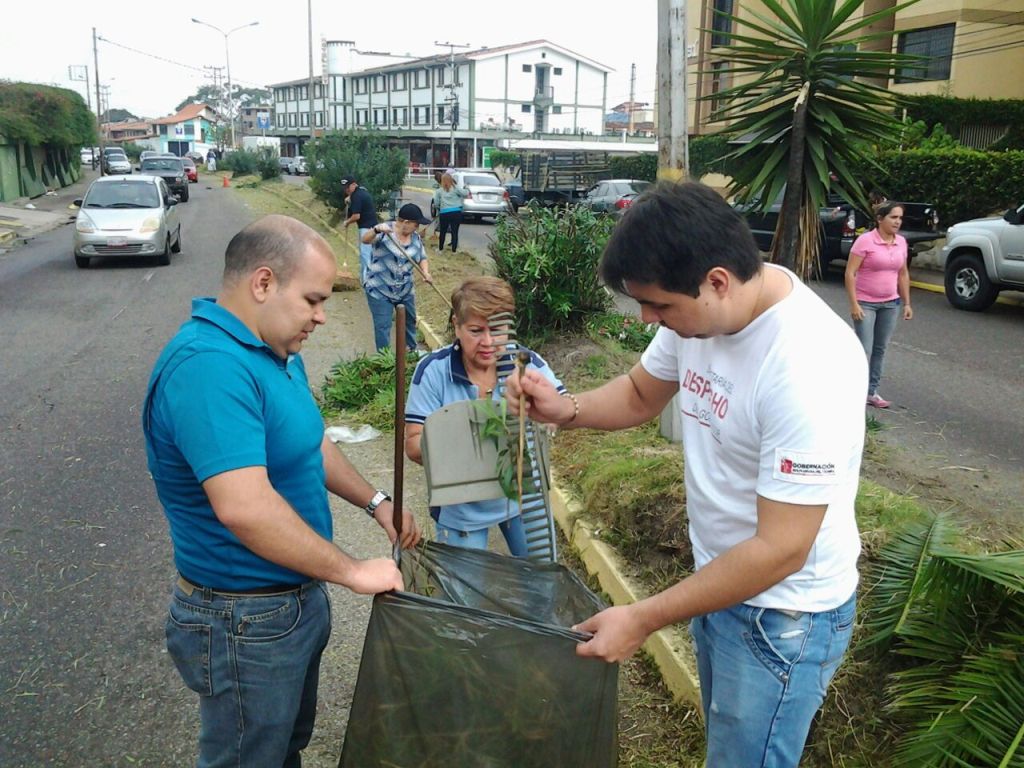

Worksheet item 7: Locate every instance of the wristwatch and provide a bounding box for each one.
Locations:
[364,489,391,517]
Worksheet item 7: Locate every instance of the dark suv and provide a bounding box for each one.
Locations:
[139,157,189,202]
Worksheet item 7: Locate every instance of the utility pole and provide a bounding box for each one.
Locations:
[657,0,688,180]
[92,28,103,160]
[307,0,316,144]
[628,63,636,136]
[435,41,469,167]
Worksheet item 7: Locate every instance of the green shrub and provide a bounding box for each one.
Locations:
[306,130,406,212]
[256,150,281,180]
[609,154,657,182]
[863,149,1024,226]
[489,205,614,345]
[905,95,1024,148]
[222,149,259,176]
[122,143,143,161]
[0,82,97,147]
[321,349,420,431]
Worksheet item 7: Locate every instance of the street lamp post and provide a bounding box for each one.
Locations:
[191,17,259,148]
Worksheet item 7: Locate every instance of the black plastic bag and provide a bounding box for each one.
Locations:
[339,542,618,767]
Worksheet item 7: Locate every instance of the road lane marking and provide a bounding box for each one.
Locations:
[891,341,937,356]
[142,270,155,282]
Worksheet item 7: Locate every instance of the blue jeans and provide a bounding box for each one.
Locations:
[853,299,900,396]
[435,516,529,557]
[690,592,856,767]
[165,580,331,768]
[365,290,417,352]
[357,228,372,283]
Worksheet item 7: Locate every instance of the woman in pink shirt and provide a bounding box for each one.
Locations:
[845,201,913,408]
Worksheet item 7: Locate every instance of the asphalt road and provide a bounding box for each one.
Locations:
[0,179,404,766]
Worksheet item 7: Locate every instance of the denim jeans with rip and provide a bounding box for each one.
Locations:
[690,592,856,767]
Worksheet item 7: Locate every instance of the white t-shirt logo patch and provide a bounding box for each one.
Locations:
[774,449,839,485]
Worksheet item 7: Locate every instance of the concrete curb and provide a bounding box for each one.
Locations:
[910,278,1023,307]
[419,316,702,707]
[0,229,15,244]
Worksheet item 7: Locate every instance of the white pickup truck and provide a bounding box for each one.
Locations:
[939,202,1024,311]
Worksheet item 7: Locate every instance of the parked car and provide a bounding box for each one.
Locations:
[431,169,510,221]
[80,147,99,166]
[139,157,189,202]
[185,150,205,164]
[278,156,293,174]
[504,179,526,213]
[72,175,182,268]
[181,156,198,183]
[139,150,161,164]
[938,201,1024,311]
[102,148,132,175]
[581,179,652,215]
[734,191,941,271]
[286,155,308,175]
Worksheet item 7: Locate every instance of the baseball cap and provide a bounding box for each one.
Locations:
[340,175,355,187]
[397,203,431,224]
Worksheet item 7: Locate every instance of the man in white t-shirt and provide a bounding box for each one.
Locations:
[506,182,867,767]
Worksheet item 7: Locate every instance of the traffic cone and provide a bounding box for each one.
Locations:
[222,175,230,188]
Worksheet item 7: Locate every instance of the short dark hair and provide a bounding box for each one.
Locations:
[223,214,327,286]
[600,182,762,298]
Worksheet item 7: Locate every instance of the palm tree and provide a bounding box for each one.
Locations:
[705,0,919,278]
[863,513,1024,766]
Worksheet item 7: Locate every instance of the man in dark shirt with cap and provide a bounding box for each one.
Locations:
[341,175,379,282]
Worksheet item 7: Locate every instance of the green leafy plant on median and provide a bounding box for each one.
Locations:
[320,349,420,431]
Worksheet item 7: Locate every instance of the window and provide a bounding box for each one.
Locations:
[414,69,428,88]
[437,105,447,124]
[392,107,408,126]
[552,105,562,114]
[314,83,323,99]
[299,85,308,100]
[435,67,446,86]
[355,78,366,95]
[521,104,532,113]
[315,111,324,127]
[356,109,368,125]
[897,24,955,82]
[288,113,296,127]
[553,67,563,75]
[301,113,309,127]
[413,106,427,125]
[287,87,295,100]
[392,72,407,91]
[710,62,730,113]
[275,88,284,103]
[276,113,284,127]
[711,0,734,47]
[373,75,385,92]
[522,64,532,72]
[374,108,386,126]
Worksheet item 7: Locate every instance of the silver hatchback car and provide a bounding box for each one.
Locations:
[73,175,182,268]
[453,169,510,220]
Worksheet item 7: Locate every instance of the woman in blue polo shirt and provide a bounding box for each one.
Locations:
[404,277,566,556]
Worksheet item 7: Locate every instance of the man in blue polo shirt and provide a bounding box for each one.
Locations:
[143,214,420,768]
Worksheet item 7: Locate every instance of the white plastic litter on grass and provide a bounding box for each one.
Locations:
[325,425,382,444]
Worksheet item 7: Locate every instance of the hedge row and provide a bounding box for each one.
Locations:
[608,135,735,182]
[904,95,1024,148]
[866,149,1024,226]
[0,82,96,147]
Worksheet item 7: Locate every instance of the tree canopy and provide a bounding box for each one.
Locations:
[306,130,407,212]
[175,85,270,113]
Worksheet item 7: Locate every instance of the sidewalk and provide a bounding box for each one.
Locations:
[0,166,100,246]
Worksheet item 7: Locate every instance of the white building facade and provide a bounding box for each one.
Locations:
[269,40,611,167]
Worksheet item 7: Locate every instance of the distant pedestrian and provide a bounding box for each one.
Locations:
[340,174,379,282]
[142,214,418,767]
[361,203,433,352]
[206,150,216,173]
[845,201,912,409]
[432,172,468,253]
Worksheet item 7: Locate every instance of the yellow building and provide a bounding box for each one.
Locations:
[686,0,1024,133]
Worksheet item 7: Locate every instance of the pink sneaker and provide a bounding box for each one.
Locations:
[867,393,891,408]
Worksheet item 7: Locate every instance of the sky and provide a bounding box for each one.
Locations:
[2,0,658,119]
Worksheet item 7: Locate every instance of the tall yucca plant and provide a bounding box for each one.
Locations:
[862,513,1024,766]
[704,0,920,278]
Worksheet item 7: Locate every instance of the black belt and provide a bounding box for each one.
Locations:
[176,574,310,598]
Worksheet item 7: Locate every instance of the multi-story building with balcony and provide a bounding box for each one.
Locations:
[269,40,612,167]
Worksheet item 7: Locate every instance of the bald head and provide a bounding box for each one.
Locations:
[223,214,333,287]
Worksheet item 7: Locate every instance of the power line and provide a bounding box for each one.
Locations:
[97,35,267,90]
